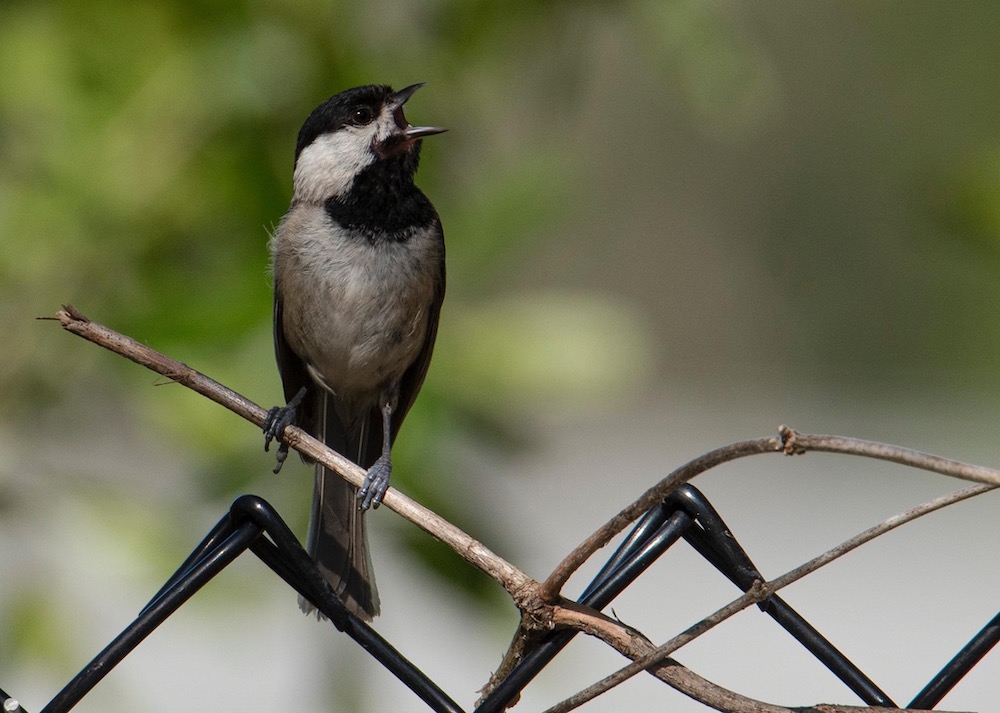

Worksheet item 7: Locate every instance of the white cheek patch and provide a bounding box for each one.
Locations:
[292,111,399,203]
[294,132,374,202]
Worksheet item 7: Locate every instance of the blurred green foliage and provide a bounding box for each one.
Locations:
[0,0,657,664]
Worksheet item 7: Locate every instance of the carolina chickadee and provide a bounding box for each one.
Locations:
[264,84,446,620]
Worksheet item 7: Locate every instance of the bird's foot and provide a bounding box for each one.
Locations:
[263,404,297,474]
[263,387,308,473]
[358,456,392,511]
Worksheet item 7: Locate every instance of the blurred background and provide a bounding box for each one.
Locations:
[2,1,1000,711]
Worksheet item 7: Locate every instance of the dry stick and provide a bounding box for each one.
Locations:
[779,426,1000,487]
[544,483,996,713]
[543,607,946,713]
[53,305,534,601]
[495,426,1000,709]
[541,437,783,602]
[484,438,784,697]
[543,426,1000,605]
[547,605,796,713]
[486,428,1000,706]
[53,306,997,712]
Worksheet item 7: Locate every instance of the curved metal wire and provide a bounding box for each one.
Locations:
[5,487,994,712]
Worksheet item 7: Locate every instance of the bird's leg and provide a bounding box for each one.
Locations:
[358,400,394,511]
[263,386,307,474]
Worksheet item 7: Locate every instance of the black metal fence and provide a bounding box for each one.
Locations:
[3,480,996,713]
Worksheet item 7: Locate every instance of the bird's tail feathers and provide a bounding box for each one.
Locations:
[298,394,380,620]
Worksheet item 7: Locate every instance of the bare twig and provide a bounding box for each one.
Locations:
[53,306,996,713]
[543,483,995,713]
[480,438,783,696]
[541,426,1000,606]
[547,604,975,713]
[54,306,535,601]
[482,428,1000,705]
[540,437,783,602]
[779,425,1000,486]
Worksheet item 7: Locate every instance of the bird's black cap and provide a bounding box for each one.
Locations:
[295,85,394,161]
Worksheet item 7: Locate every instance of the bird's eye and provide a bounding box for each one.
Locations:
[351,106,374,125]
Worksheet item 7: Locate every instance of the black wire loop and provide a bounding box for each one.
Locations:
[5,486,995,713]
[33,495,462,713]
[476,484,996,712]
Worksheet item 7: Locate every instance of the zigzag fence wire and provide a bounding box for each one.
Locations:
[2,480,997,713]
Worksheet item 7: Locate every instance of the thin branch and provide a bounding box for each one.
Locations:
[544,483,995,713]
[53,306,997,713]
[540,437,782,602]
[53,305,535,601]
[493,428,1000,706]
[541,426,1000,606]
[778,425,1000,486]
[481,438,783,697]
[548,606,975,713]
[502,425,1000,683]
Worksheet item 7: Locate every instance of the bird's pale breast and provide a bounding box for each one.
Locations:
[273,205,440,401]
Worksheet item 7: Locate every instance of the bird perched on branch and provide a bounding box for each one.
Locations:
[263,84,446,620]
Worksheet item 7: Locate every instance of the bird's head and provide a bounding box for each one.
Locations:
[292,84,446,203]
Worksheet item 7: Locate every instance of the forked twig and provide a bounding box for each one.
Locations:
[52,306,997,713]
[543,483,994,713]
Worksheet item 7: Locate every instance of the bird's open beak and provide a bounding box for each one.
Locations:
[390,83,447,141]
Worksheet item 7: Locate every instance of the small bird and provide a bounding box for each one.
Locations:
[263,84,446,620]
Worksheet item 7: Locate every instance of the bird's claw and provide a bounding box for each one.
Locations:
[358,457,391,511]
[271,442,291,474]
[264,403,298,473]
